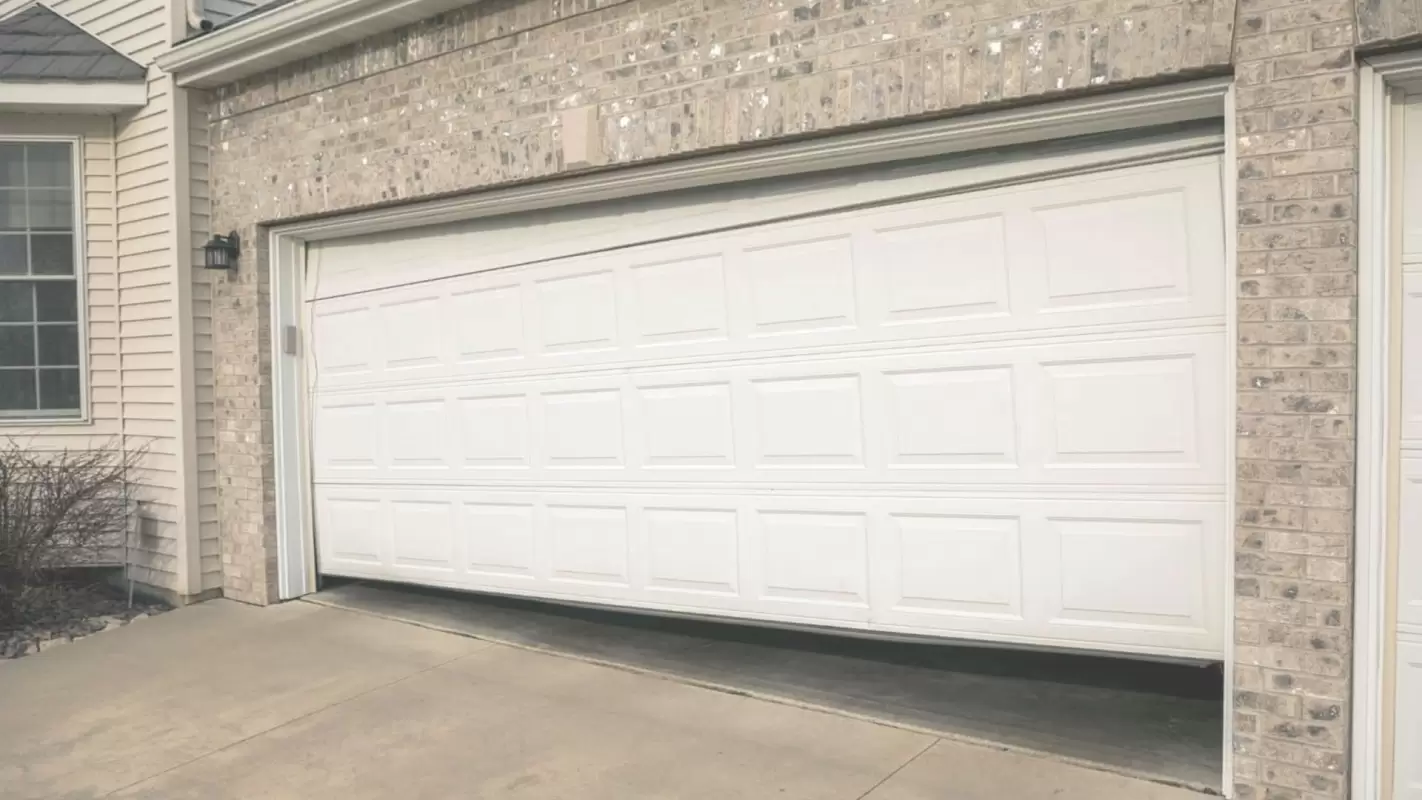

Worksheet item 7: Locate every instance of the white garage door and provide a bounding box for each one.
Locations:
[1392,97,1422,800]
[305,151,1227,659]
[1397,265,1422,800]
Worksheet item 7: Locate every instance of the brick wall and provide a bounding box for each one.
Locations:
[1357,0,1422,45]
[201,0,1413,796]
[1230,1,1359,797]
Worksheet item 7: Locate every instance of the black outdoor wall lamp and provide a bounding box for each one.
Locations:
[202,232,240,270]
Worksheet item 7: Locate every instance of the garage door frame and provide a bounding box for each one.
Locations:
[1357,51,1422,800]
[265,77,1237,788]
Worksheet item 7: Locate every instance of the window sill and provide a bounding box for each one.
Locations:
[0,414,91,427]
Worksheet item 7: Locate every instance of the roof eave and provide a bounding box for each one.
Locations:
[0,79,147,113]
[156,0,478,89]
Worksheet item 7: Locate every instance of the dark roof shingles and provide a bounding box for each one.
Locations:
[0,4,145,82]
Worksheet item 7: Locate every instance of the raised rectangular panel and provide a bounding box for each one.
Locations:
[640,382,734,467]
[751,375,863,467]
[759,511,867,605]
[1399,462,1422,626]
[885,367,1017,467]
[456,394,529,467]
[537,270,618,353]
[322,496,382,564]
[1045,355,1197,466]
[463,503,535,577]
[1404,95,1422,258]
[451,284,524,362]
[543,389,623,467]
[391,500,455,569]
[644,508,738,595]
[890,515,1022,618]
[1395,641,1422,800]
[1051,517,1206,630]
[314,403,378,469]
[549,505,629,585]
[1402,276,1422,443]
[874,213,1010,322]
[385,399,449,468]
[1037,189,1190,309]
[380,295,443,370]
[744,234,856,335]
[632,254,728,345]
[311,306,374,376]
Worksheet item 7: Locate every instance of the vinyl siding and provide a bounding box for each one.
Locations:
[0,0,209,597]
[187,96,221,591]
[115,73,184,591]
[0,116,178,577]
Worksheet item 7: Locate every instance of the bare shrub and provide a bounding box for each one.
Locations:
[0,439,141,626]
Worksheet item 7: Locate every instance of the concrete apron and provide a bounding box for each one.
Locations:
[307,581,1221,790]
[0,600,1208,799]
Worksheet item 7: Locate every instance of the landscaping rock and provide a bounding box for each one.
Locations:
[0,581,169,661]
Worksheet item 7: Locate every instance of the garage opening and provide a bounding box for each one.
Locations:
[294,126,1229,790]
[316,578,1223,789]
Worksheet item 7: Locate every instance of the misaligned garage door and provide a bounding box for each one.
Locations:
[306,153,1227,659]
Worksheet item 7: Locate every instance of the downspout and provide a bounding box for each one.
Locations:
[184,0,206,32]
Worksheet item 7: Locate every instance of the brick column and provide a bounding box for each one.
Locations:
[1230,0,1357,796]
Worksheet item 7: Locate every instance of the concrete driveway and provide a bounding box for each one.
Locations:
[0,600,1206,800]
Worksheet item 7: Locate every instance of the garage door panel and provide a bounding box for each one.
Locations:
[314,489,1222,654]
[311,332,1223,488]
[315,491,384,571]
[1403,274,1422,444]
[874,511,1025,623]
[1400,458,1422,628]
[309,154,1226,658]
[1042,511,1215,635]
[630,250,730,346]
[1028,173,1206,313]
[308,160,1224,396]
[1397,641,1422,800]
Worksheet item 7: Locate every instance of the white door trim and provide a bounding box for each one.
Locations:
[1356,60,1393,800]
[1221,82,1240,799]
[1357,50,1422,800]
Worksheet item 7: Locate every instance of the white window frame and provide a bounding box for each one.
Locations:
[0,134,89,425]
[265,77,1238,794]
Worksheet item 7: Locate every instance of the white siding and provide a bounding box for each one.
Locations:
[187,93,221,592]
[0,1,211,597]
[116,74,182,590]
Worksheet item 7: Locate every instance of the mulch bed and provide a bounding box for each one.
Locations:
[1,576,169,660]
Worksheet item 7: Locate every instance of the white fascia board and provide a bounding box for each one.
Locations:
[156,0,477,89]
[0,81,148,113]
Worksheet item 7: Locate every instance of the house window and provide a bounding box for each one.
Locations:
[0,142,82,418]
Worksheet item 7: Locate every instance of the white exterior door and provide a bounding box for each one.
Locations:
[303,153,1228,659]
